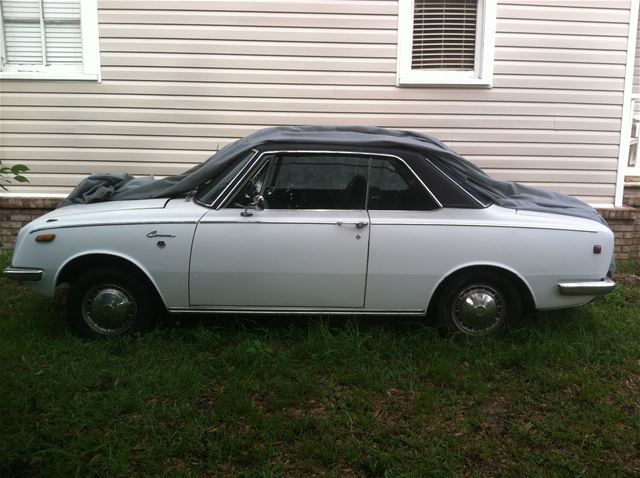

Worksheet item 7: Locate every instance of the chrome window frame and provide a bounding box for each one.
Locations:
[423,156,488,208]
[216,149,443,211]
[194,149,260,208]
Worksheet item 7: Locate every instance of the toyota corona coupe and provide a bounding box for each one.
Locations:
[3,126,616,338]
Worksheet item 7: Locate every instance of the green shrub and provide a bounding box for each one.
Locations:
[0,160,29,191]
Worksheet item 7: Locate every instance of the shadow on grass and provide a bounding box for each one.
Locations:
[160,311,434,333]
[156,304,594,342]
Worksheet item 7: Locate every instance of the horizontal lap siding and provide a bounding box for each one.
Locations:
[0,0,630,204]
[634,6,640,112]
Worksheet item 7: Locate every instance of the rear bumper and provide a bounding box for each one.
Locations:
[557,278,616,296]
[2,267,44,282]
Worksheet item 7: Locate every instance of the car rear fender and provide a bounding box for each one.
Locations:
[427,261,537,313]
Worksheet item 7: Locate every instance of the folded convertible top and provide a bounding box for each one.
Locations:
[59,125,605,225]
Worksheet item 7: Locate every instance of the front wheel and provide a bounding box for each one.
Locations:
[67,267,158,338]
[436,272,521,337]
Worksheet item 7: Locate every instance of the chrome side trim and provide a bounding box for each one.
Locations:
[3,267,44,282]
[169,306,426,316]
[369,220,600,233]
[28,221,197,234]
[200,220,364,225]
[558,278,616,296]
[215,149,443,210]
[33,216,595,234]
[198,218,598,233]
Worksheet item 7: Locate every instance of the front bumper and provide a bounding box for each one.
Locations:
[2,267,44,282]
[557,278,616,296]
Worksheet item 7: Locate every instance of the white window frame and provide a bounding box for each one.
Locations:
[0,0,100,80]
[396,0,496,87]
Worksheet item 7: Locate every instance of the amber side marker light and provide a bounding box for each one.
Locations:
[35,234,56,243]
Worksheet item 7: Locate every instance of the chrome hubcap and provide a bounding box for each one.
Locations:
[452,284,504,336]
[81,284,136,335]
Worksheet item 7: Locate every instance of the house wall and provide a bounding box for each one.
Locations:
[635,5,640,96]
[0,0,633,206]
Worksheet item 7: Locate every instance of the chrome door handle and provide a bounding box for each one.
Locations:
[337,221,369,229]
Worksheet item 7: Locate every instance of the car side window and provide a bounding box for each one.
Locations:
[229,153,439,211]
[231,160,270,208]
[195,150,256,204]
[367,157,439,211]
[249,153,370,210]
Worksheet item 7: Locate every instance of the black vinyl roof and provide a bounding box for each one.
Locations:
[59,126,606,228]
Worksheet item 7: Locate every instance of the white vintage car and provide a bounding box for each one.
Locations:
[4,127,615,338]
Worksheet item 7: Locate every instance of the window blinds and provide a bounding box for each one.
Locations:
[411,0,478,70]
[1,0,81,65]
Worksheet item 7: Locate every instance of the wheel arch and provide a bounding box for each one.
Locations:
[56,251,167,310]
[426,263,537,318]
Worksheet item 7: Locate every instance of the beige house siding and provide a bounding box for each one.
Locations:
[635,4,640,96]
[0,0,633,205]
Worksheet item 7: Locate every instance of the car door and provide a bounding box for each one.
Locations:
[364,155,443,311]
[189,151,371,309]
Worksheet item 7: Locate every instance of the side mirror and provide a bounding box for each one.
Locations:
[239,195,265,217]
[253,195,264,212]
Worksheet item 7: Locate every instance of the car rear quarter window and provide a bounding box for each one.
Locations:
[367,157,439,211]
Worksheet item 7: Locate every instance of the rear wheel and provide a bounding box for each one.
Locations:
[67,267,158,338]
[436,272,521,337]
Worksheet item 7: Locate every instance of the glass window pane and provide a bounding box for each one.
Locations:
[265,154,368,210]
[368,158,439,211]
[229,159,269,208]
[196,150,255,204]
[411,0,478,71]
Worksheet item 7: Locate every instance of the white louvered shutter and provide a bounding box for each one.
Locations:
[412,0,478,70]
[0,0,81,66]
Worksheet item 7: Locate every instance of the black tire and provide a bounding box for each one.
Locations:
[436,272,522,337]
[67,267,158,338]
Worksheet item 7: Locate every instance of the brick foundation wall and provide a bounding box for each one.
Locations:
[0,197,61,251]
[596,207,639,260]
[615,183,640,260]
[1,194,639,260]
[624,181,640,208]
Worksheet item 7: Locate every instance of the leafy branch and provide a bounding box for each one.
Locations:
[0,161,29,191]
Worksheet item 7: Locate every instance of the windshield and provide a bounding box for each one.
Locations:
[195,150,256,204]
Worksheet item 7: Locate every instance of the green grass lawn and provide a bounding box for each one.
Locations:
[1,253,640,477]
